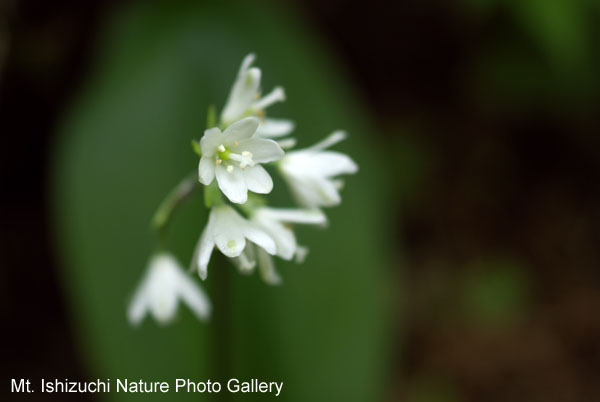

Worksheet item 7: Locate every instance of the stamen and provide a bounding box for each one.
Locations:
[217,144,226,152]
[226,165,234,173]
[233,141,239,147]
[229,152,255,169]
[216,159,222,165]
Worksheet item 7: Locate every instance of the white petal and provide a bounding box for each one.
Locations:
[238,138,284,163]
[276,138,297,149]
[195,226,215,280]
[212,207,247,257]
[295,245,309,263]
[127,280,149,326]
[239,53,256,74]
[258,207,327,225]
[285,174,341,207]
[234,243,257,273]
[281,174,322,207]
[214,232,246,258]
[222,116,260,145]
[279,151,312,175]
[257,118,295,138]
[307,130,347,152]
[221,68,261,124]
[239,221,277,255]
[198,156,215,185]
[148,266,178,324]
[175,270,211,321]
[251,86,285,111]
[331,179,345,190]
[257,247,282,285]
[232,244,256,274]
[215,164,248,204]
[243,165,273,194]
[310,151,358,177]
[309,176,342,206]
[200,127,224,156]
[261,219,296,260]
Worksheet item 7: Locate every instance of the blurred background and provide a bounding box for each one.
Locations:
[2,0,600,401]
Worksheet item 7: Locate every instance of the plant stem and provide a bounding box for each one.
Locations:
[151,172,199,241]
[211,257,232,401]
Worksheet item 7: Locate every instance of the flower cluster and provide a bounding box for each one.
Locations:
[128,54,358,325]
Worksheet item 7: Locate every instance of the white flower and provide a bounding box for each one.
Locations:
[220,53,294,138]
[256,118,295,139]
[252,207,327,260]
[235,207,327,285]
[198,116,284,204]
[128,254,211,326]
[279,130,358,207]
[193,205,277,280]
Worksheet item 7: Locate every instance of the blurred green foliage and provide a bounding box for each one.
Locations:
[463,0,600,110]
[53,2,388,401]
[407,376,462,402]
[459,258,530,328]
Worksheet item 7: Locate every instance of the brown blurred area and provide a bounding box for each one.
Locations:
[2,0,600,401]
[302,1,600,401]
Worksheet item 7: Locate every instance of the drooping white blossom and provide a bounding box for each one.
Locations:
[252,207,326,260]
[234,207,327,285]
[279,131,358,207]
[256,118,295,140]
[193,205,277,280]
[198,117,284,204]
[128,254,211,326]
[220,53,294,139]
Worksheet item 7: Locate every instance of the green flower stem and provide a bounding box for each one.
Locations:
[211,256,232,400]
[151,172,199,238]
[204,180,224,208]
[204,104,232,395]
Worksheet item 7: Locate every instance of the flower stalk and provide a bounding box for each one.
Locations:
[151,172,199,238]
